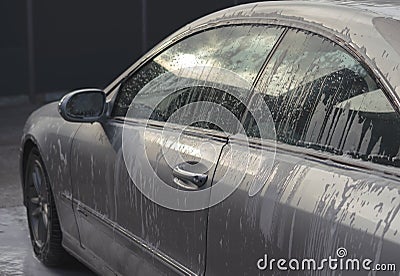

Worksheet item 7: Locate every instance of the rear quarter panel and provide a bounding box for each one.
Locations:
[206,141,400,275]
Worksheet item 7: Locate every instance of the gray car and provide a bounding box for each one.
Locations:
[20,1,400,275]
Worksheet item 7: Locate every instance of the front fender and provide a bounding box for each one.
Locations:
[20,101,82,242]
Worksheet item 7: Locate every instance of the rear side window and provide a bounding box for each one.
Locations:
[249,29,400,167]
[112,25,285,133]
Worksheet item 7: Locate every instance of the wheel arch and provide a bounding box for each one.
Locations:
[21,136,40,206]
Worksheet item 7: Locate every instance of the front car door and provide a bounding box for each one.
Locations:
[70,24,284,275]
[207,27,400,275]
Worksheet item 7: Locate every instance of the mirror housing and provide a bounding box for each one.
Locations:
[58,89,107,123]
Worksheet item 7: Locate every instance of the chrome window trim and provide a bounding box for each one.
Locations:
[105,17,400,115]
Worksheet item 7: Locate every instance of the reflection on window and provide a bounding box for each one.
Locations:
[251,29,400,168]
[112,25,284,121]
[153,25,282,84]
[149,86,246,134]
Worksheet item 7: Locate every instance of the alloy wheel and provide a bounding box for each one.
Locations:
[27,159,50,249]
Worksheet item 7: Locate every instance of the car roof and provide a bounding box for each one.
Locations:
[107,1,400,109]
[307,0,400,18]
[322,0,400,19]
[175,1,400,107]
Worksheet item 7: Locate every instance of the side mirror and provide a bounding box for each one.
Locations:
[58,89,107,123]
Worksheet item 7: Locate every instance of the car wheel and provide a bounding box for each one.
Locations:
[25,147,68,266]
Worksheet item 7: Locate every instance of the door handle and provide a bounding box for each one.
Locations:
[172,165,208,190]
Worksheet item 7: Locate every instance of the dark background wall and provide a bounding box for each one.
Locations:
[0,0,28,96]
[0,0,256,101]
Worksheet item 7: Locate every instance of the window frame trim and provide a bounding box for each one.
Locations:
[246,24,400,174]
[104,18,400,175]
[104,17,400,116]
[107,22,288,118]
[230,134,400,180]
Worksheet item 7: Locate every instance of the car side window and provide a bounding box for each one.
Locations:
[112,25,285,134]
[249,29,400,167]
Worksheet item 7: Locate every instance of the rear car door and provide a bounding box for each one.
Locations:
[71,24,284,275]
[207,28,400,275]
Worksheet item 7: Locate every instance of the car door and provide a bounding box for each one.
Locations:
[207,28,400,275]
[70,24,284,275]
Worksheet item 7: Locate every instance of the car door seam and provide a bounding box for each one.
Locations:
[204,137,229,276]
[68,123,85,247]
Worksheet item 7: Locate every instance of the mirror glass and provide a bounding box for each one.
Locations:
[65,92,105,118]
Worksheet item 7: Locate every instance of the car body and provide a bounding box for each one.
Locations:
[20,1,400,275]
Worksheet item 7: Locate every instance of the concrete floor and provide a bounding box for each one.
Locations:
[0,102,94,275]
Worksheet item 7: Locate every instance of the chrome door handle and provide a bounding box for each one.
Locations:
[172,165,208,190]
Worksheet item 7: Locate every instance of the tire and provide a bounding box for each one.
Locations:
[25,147,68,266]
